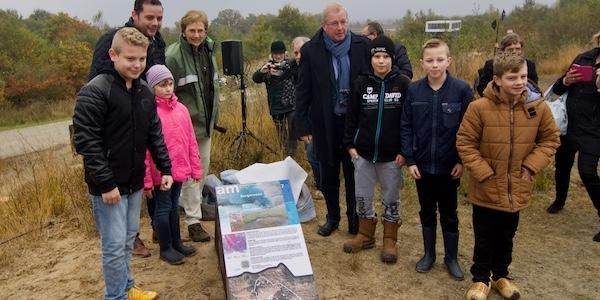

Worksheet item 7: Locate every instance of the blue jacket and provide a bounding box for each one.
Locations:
[401,74,473,175]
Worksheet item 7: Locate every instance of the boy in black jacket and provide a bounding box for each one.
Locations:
[401,39,473,280]
[343,35,411,264]
[73,27,172,300]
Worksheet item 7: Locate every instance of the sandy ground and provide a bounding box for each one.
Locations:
[1,171,599,300]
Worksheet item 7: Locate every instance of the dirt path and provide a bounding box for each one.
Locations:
[0,120,71,159]
[1,181,599,299]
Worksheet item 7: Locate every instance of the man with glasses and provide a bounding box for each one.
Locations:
[295,3,369,237]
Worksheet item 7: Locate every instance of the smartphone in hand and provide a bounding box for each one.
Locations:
[571,63,593,82]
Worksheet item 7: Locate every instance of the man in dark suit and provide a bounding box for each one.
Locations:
[295,3,370,236]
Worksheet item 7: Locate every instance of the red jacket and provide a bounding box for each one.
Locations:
[144,95,202,189]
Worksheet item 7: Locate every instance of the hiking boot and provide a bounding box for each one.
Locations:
[188,223,211,242]
[381,220,400,264]
[132,236,151,258]
[416,227,436,272]
[343,218,376,253]
[466,282,490,300]
[491,278,520,300]
[201,203,216,221]
[127,286,158,300]
[443,231,465,281]
[546,200,564,214]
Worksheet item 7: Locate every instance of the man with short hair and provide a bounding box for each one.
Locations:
[295,3,369,237]
[88,0,166,258]
[475,32,538,96]
[361,21,413,79]
[89,0,165,81]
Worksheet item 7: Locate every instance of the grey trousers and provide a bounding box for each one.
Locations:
[353,155,403,223]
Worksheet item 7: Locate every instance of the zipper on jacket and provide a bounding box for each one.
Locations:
[431,91,439,172]
[130,87,137,195]
[508,100,515,210]
[372,80,386,163]
[191,45,211,135]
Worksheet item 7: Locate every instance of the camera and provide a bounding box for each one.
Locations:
[269,60,290,71]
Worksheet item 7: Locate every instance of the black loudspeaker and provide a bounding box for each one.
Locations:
[221,40,243,75]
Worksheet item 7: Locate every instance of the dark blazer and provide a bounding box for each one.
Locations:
[294,29,370,163]
[553,47,600,155]
[394,43,413,79]
[476,58,538,96]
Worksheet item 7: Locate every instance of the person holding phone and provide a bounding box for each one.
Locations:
[547,31,600,243]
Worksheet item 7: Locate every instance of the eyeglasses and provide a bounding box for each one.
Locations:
[325,20,348,28]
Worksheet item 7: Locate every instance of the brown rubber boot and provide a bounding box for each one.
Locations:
[381,220,400,264]
[343,218,377,253]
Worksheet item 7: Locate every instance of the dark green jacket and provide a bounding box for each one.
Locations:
[252,59,295,116]
[166,35,220,139]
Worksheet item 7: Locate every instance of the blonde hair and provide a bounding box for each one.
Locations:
[321,3,347,24]
[592,31,600,47]
[493,51,525,77]
[111,27,149,53]
[180,10,208,33]
[420,38,450,58]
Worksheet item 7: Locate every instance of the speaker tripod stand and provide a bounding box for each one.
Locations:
[230,73,276,159]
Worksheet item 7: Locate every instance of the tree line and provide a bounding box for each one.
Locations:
[1,0,599,106]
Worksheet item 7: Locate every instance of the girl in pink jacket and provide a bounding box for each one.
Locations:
[144,65,202,265]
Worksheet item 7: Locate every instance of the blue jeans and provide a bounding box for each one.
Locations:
[91,189,142,300]
[153,182,183,249]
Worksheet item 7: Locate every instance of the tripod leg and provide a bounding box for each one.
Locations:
[245,128,277,154]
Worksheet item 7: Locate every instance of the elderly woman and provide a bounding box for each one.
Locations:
[547,32,600,242]
[166,10,219,243]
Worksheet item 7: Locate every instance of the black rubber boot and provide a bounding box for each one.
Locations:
[156,212,184,265]
[170,209,197,257]
[442,231,465,281]
[416,227,436,272]
[546,199,565,214]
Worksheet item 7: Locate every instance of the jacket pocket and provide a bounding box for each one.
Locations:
[441,102,461,128]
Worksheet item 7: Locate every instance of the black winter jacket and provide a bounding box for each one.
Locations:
[394,43,413,79]
[476,58,538,96]
[73,71,171,196]
[401,74,473,175]
[344,68,411,162]
[553,47,600,155]
[88,18,166,81]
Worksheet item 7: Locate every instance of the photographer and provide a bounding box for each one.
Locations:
[252,41,297,157]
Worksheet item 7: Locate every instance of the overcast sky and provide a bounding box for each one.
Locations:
[2,0,558,27]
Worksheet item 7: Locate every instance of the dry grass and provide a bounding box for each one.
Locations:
[0,99,74,130]
[537,43,585,75]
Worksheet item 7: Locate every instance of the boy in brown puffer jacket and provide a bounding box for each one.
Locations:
[457,52,560,300]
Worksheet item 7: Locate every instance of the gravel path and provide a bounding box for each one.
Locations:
[0,120,72,159]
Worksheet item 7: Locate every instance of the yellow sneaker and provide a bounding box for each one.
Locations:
[492,278,520,300]
[466,282,490,300]
[127,286,158,300]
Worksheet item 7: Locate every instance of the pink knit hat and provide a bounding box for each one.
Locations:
[146,64,173,88]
